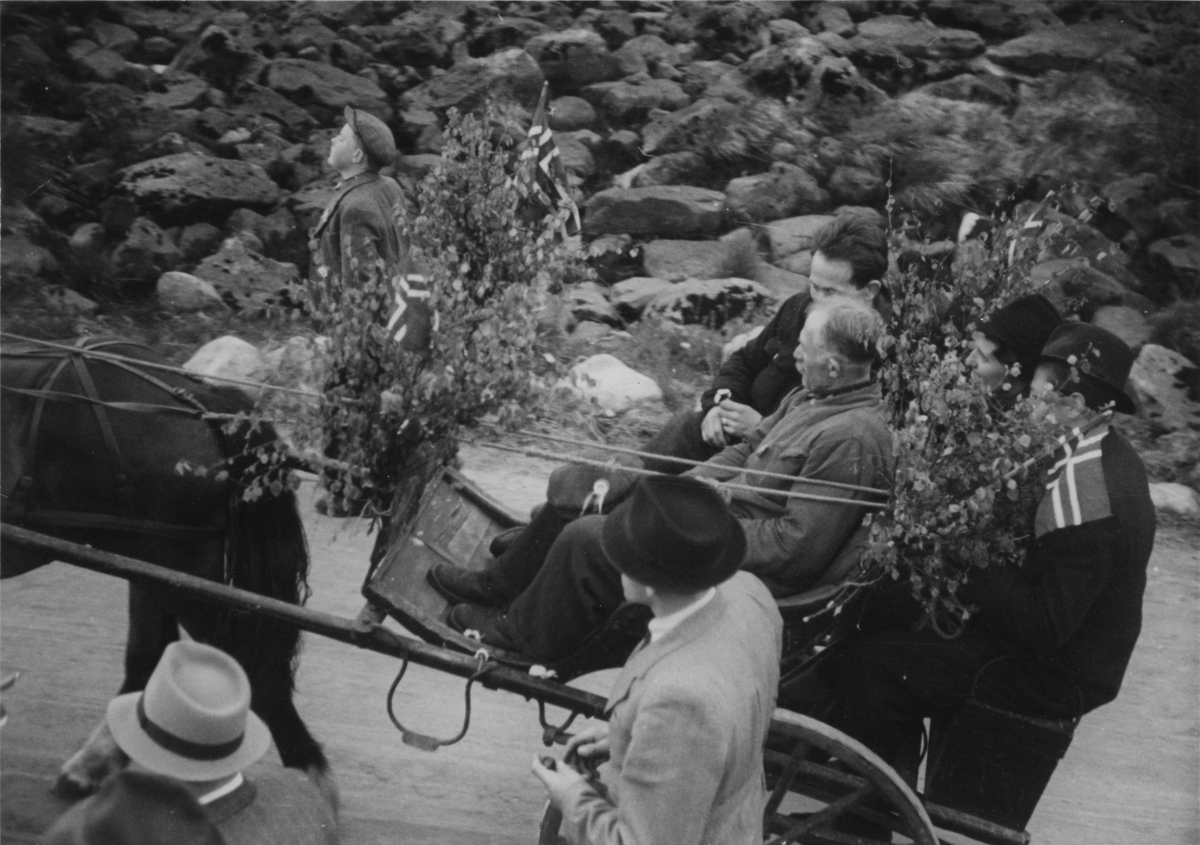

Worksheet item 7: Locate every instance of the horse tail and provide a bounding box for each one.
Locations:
[211,412,328,776]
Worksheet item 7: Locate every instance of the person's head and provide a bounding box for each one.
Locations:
[601,475,745,605]
[794,295,885,393]
[105,641,270,784]
[809,215,889,305]
[1029,323,1137,420]
[967,294,1063,391]
[327,106,396,176]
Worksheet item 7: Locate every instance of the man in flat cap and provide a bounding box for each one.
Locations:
[532,475,782,845]
[310,107,432,515]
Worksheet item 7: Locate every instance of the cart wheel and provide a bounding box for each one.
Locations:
[764,709,937,845]
[537,801,568,845]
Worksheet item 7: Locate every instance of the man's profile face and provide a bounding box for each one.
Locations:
[327,123,362,170]
[967,331,1009,390]
[809,253,864,303]
[794,307,833,390]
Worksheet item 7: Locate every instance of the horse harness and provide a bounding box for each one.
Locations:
[2,338,229,539]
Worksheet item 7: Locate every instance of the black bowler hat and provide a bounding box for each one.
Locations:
[600,475,745,592]
[976,294,1063,363]
[1033,323,1138,415]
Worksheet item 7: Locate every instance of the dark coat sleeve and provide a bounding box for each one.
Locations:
[963,517,1122,653]
[701,292,807,413]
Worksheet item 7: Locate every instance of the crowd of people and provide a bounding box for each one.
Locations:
[37,108,1156,845]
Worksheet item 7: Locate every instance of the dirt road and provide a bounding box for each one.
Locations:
[2,446,1197,844]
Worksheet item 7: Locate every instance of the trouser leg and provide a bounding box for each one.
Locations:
[819,627,1000,786]
[496,516,624,662]
[640,409,718,474]
[486,504,570,597]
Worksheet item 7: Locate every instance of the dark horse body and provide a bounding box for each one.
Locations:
[0,337,329,794]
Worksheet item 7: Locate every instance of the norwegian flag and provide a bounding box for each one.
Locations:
[521,82,581,237]
[1034,425,1113,538]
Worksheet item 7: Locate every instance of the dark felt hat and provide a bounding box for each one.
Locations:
[600,475,745,592]
[976,294,1063,363]
[1033,322,1138,415]
[344,106,396,169]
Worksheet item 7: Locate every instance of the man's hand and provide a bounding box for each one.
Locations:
[563,724,611,771]
[701,406,728,447]
[716,400,762,439]
[532,754,586,810]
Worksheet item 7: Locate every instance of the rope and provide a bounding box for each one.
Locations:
[472,440,889,510]
[515,429,890,497]
[0,332,321,399]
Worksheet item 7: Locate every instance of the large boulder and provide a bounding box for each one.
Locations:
[525,29,624,92]
[643,239,731,282]
[584,185,725,238]
[184,335,265,399]
[400,48,543,113]
[117,153,280,224]
[264,57,392,121]
[111,217,182,287]
[562,354,663,414]
[633,152,707,187]
[156,270,228,313]
[610,277,675,320]
[725,163,830,225]
[1129,344,1200,434]
[1147,233,1200,300]
[988,21,1142,74]
[565,282,621,326]
[648,277,772,329]
[764,214,838,260]
[850,15,985,60]
[0,233,60,281]
[191,238,300,310]
[580,75,688,124]
[925,0,1062,38]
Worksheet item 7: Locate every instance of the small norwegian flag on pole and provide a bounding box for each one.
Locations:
[522,81,582,237]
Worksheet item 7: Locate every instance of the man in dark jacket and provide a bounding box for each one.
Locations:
[640,214,891,473]
[816,323,1157,786]
[431,296,892,662]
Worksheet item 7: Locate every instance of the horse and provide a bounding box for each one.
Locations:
[0,337,331,801]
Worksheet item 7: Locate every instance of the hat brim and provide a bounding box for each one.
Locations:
[107,692,271,782]
[1030,353,1138,415]
[600,502,746,592]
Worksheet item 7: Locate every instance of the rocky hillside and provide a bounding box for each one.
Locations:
[1,1,1197,490]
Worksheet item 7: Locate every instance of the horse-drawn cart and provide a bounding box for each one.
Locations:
[2,462,1068,845]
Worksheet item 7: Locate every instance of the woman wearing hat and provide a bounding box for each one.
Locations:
[43,642,337,845]
[532,476,783,845]
[966,293,1063,397]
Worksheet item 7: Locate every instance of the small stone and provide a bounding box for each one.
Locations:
[157,271,229,313]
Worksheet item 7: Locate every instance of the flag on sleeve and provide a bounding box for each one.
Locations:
[521,82,582,237]
[1034,425,1112,538]
[387,260,437,352]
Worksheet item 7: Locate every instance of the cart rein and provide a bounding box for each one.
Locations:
[1,333,892,506]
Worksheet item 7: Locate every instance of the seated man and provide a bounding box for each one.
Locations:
[966,293,1062,397]
[44,641,338,845]
[431,295,892,662]
[531,475,782,845]
[641,213,891,473]
[815,323,1156,786]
